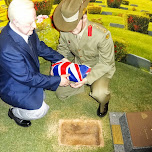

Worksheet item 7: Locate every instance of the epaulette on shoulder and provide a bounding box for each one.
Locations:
[90,22,108,33]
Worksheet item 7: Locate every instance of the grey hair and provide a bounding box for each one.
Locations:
[8,0,34,22]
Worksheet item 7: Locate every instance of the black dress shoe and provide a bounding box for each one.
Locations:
[97,102,109,118]
[8,108,31,127]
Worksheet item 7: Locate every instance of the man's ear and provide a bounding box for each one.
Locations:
[82,14,87,26]
[12,19,20,27]
[82,14,87,23]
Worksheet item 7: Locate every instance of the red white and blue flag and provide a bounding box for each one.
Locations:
[52,62,91,82]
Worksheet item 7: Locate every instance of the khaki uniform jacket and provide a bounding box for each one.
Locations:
[57,20,116,85]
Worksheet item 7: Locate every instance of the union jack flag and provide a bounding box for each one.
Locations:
[52,62,91,82]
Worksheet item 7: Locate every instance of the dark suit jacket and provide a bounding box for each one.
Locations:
[0,23,64,110]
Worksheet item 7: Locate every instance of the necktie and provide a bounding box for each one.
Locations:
[28,37,33,50]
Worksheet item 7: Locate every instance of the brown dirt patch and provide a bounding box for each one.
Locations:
[59,119,104,147]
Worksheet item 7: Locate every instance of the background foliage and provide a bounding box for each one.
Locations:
[125,14,150,34]
[107,0,122,8]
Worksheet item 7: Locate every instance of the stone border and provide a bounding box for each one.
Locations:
[109,112,125,152]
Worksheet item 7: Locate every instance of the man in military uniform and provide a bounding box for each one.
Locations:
[53,0,116,117]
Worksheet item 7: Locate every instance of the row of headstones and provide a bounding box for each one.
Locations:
[109,23,152,36]
[99,3,152,37]
[95,0,139,7]
[99,4,150,12]
[95,2,152,73]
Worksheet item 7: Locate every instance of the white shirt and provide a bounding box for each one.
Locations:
[75,24,87,41]
[9,22,29,43]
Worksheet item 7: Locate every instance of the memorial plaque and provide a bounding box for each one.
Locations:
[119,111,152,152]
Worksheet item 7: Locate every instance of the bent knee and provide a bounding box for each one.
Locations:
[90,88,110,103]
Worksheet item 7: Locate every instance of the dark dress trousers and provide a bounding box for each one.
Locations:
[0,23,64,110]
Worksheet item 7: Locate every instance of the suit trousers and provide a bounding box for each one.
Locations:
[12,101,49,120]
[56,76,110,113]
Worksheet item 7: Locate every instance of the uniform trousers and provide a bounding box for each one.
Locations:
[56,76,110,113]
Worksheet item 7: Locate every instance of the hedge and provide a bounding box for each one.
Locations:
[87,6,102,14]
[107,0,122,8]
[124,14,150,34]
[4,0,53,16]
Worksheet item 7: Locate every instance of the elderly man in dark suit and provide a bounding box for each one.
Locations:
[0,0,70,127]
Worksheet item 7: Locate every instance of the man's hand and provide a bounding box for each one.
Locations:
[59,74,70,87]
[60,58,70,62]
[70,78,87,88]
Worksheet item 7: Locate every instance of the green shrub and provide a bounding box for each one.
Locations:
[91,18,103,25]
[53,0,62,4]
[36,17,59,64]
[107,0,122,8]
[4,0,12,6]
[122,0,129,5]
[124,14,150,34]
[33,0,54,16]
[87,6,102,14]
[113,39,128,62]
[149,13,152,22]
[4,0,53,16]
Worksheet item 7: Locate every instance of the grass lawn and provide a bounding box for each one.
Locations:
[0,61,152,152]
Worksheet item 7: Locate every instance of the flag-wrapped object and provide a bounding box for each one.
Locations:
[52,62,91,82]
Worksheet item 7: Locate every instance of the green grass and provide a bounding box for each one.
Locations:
[0,61,152,152]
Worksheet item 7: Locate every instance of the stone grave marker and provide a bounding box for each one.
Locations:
[119,111,152,152]
[126,54,151,71]
[96,0,102,3]
[102,11,112,15]
[148,31,152,36]
[110,23,125,28]
[99,5,106,7]
[130,4,138,7]
[110,112,152,152]
[120,7,128,10]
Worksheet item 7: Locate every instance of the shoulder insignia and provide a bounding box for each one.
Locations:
[92,23,108,33]
[106,34,110,39]
[103,29,107,33]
